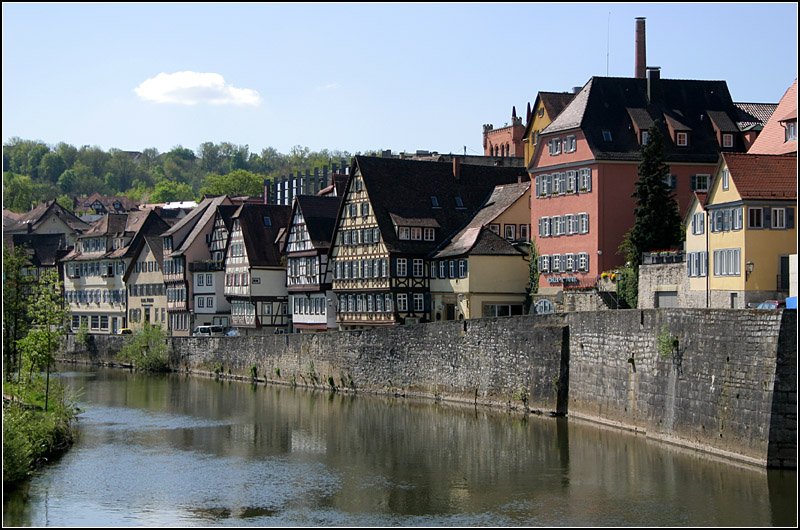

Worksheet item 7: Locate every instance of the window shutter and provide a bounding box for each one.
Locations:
[424,293,432,313]
[764,208,771,228]
[463,259,468,277]
[391,257,397,277]
[786,207,794,229]
[534,176,541,197]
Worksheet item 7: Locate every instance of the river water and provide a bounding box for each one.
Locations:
[3,366,796,526]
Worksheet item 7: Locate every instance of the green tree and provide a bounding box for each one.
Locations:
[627,122,683,268]
[524,240,540,314]
[118,324,170,372]
[2,245,33,381]
[2,172,38,211]
[55,142,78,169]
[37,152,67,184]
[16,269,68,411]
[200,169,265,197]
[151,179,195,203]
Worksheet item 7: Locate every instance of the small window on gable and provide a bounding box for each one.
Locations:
[786,121,797,142]
[676,132,689,146]
[722,168,730,190]
[722,133,734,148]
[537,108,544,118]
[488,224,500,235]
[354,178,363,192]
[641,131,649,145]
[602,130,612,142]
[430,196,440,208]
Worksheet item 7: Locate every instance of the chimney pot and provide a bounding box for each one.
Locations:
[453,157,461,179]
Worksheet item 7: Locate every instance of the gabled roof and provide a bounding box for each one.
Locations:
[173,195,231,256]
[233,203,291,267]
[734,102,778,130]
[4,201,90,234]
[541,76,742,163]
[748,80,797,155]
[706,110,738,133]
[84,213,129,236]
[719,153,797,201]
[433,182,529,258]
[350,156,527,255]
[76,193,138,212]
[294,195,341,250]
[523,91,576,138]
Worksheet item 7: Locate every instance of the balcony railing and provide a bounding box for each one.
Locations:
[642,251,685,265]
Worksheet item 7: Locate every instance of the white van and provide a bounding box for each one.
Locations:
[192,325,225,337]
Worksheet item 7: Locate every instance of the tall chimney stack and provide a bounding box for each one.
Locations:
[453,156,461,180]
[635,17,646,79]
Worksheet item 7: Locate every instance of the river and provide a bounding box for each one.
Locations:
[3,365,796,526]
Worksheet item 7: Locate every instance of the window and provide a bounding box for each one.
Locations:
[504,224,516,240]
[354,178,362,192]
[602,130,612,142]
[385,294,393,313]
[565,253,575,272]
[733,207,743,231]
[579,213,589,234]
[413,259,424,277]
[563,135,577,153]
[263,216,272,227]
[197,275,204,287]
[566,171,577,193]
[423,228,435,241]
[399,227,410,240]
[772,208,786,229]
[539,217,551,237]
[430,196,440,208]
[676,132,688,146]
[722,133,734,148]
[488,224,500,235]
[551,254,561,273]
[713,248,741,276]
[449,260,456,278]
[519,224,529,241]
[692,212,705,235]
[397,294,408,312]
[578,252,589,272]
[198,297,205,308]
[455,196,464,208]
[458,259,467,278]
[396,258,407,277]
[206,274,212,286]
[410,227,422,240]
[687,251,708,277]
[785,121,797,142]
[578,168,592,191]
[663,174,677,190]
[413,293,424,312]
[439,260,446,278]
[691,174,709,191]
[548,138,561,155]
[748,207,763,229]
[540,255,550,273]
[641,130,650,145]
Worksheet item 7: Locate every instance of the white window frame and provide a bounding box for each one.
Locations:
[397,258,407,277]
[410,227,422,240]
[519,224,529,241]
[722,133,734,148]
[748,207,763,229]
[397,293,408,312]
[676,132,689,146]
[641,130,650,145]
[413,293,424,312]
[722,169,730,190]
[566,170,577,193]
[399,227,410,240]
[412,259,424,278]
[549,138,561,156]
[578,252,589,272]
[423,228,435,241]
[504,224,516,240]
[772,208,786,229]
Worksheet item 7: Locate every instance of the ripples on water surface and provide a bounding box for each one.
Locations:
[3,366,796,526]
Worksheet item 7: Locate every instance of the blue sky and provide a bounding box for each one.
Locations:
[2,3,797,158]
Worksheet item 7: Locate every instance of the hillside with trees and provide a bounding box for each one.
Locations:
[2,139,363,212]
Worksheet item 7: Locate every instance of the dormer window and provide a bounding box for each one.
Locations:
[676,132,689,146]
[454,196,464,209]
[602,130,613,142]
[410,227,422,240]
[563,135,577,153]
[430,196,440,208]
[641,131,650,145]
[423,228,435,241]
[399,227,410,240]
[722,133,734,148]
[263,216,272,227]
[786,121,797,142]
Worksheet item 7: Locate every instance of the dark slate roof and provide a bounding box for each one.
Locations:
[84,213,129,236]
[63,210,169,262]
[174,195,230,255]
[469,228,526,256]
[434,182,530,258]
[7,234,69,267]
[295,195,341,250]
[143,235,165,266]
[542,76,744,163]
[733,102,777,129]
[216,204,239,231]
[351,156,527,255]
[706,110,738,132]
[234,204,292,267]
[76,193,138,212]
[540,92,576,121]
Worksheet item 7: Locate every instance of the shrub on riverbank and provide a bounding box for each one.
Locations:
[3,379,76,487]
[118,324,170,372]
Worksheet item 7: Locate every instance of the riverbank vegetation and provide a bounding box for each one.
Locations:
[2,257,77,489]
[118,324,171,372]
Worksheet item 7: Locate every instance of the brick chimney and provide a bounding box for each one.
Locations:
[453,156,461,180]
[635,17,646,79]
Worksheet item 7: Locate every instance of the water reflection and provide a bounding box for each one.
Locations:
[3,366,795,526]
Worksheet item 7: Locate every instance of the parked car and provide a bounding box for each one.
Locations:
[192,325,225,337]
[224,327,239,337]
[755,300,785,310]
[117,328,133,335]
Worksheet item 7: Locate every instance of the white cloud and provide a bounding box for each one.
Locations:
[134,71,261,106]
[315,82,340,91]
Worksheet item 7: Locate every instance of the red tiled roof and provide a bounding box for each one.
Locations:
[748,80,797,155]
[722,153,797,200]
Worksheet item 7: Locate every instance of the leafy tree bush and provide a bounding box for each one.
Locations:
[118,324,170,372]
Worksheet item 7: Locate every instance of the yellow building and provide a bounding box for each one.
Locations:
[124,235,168,332]
[689,153,796,308]
[431,182,531,320]
[522,92,576,168]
